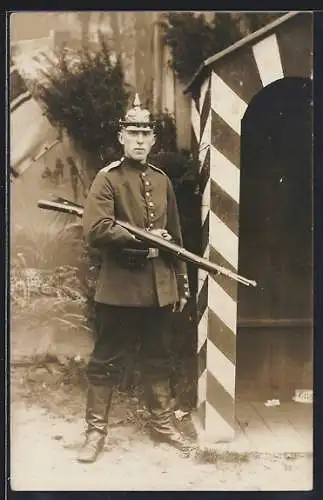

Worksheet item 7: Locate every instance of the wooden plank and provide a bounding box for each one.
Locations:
[202,401,312,454]
[233,414,252,451]
[235,401,279,452]
[279,402,313,446]
[251,402,312,453]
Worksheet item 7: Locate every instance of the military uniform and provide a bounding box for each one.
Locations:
[83,156,189,306]
[77,96,191,463]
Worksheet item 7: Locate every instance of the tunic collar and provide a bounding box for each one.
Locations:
[123,156,148,172]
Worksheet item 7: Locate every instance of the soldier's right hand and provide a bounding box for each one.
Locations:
[149,228,172,241]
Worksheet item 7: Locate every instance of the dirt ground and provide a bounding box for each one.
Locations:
[9,362,313,492]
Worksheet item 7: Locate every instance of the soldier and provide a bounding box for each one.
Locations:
[78,94,192,463]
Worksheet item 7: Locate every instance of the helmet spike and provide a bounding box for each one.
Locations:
[119,92,155,129]
[133,93,141,108]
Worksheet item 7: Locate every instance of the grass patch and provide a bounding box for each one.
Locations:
[195,448,251,465]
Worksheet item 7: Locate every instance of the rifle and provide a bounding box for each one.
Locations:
[37,198,257,287]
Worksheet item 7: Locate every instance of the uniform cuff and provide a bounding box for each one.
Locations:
[177,273,190,299]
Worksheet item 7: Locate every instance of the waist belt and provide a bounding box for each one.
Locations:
[116,247,159,271]
[122,247,159,259]
[147,248,159,259]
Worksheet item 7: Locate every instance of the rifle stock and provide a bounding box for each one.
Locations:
[37,199,257,287]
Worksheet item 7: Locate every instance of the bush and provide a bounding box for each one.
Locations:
[36,39,130,159]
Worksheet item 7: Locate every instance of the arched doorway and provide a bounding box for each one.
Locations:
[236,77,313,400]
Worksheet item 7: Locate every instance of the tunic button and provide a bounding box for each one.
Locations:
[150,212,155,217]
[145,181,150,186]
[142,172,146,177]
[148,202,154,207]
[149,223,154,228]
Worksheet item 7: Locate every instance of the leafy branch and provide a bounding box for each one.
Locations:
[162,12,284,84]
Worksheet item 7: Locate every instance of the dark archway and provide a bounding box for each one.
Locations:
[236,77,313,399]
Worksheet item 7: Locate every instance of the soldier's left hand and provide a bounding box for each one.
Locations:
[172,297,187,313]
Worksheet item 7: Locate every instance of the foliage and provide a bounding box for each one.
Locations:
[12,214,83,270]
[163,12,284,84]
[151,150,199,189]
[162,13,220,85]
[12,294,90,339]
[11,216,95,338]
[35,38,130,157]
[241,12,284,33]
[11,260,91,342]
[153,112,178,153]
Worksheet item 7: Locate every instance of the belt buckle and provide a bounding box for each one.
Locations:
[147,248,159,259]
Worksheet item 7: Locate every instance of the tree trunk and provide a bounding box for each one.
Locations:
[109,11,122,55]
[77,12,91,47]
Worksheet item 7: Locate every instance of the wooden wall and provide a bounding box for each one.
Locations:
[236,325,313,400]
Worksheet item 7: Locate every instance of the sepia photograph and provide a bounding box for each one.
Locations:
[9,10,313,491]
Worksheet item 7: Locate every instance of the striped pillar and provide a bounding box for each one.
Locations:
[196,76,210,434]
[194,14,313,443]
[196,71,244,442]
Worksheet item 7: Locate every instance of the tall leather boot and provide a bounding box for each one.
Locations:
[77,383,113,463]
[145,379,192,454]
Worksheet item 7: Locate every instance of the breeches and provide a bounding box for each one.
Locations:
[87,303,173,385]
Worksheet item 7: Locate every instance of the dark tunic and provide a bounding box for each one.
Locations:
[83,157,189,307]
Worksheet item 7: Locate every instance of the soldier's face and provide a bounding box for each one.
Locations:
[119,127,155,162]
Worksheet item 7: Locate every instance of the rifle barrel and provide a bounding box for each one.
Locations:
[116,219,256,287]
[38,200,84,217]
[37,199,257,287]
